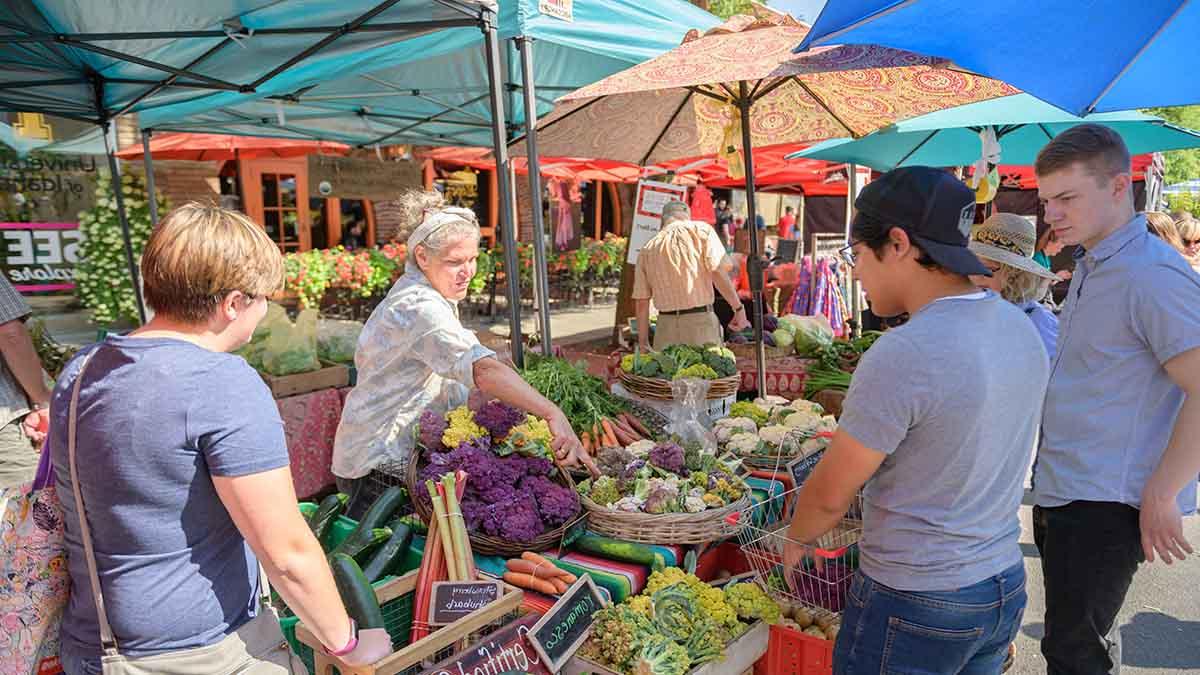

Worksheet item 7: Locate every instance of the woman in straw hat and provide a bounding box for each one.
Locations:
[969,213,1062,361]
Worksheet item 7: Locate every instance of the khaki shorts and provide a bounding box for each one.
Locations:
[654,311,722,349]
[0,420,36,491]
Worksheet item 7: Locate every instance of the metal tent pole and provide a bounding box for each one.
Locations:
[738,82,767,395]
[516,36,553,357]
[103,122,148,325]
[482,10,524,367]
[141,129,159,227]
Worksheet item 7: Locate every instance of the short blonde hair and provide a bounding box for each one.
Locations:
[1146,211,1186,251]
[141,203,284,323]
[1176,215,1200,243]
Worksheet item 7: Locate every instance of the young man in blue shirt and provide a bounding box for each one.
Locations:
[1033,124,1200,674]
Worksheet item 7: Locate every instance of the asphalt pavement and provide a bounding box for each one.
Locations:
[1011,501,1200,674]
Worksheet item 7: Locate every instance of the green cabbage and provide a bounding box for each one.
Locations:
[772,328,795,350]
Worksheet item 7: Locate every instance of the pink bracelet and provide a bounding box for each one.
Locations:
[325,619,358,657]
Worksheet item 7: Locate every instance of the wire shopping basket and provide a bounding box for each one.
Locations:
[734,483,863,619]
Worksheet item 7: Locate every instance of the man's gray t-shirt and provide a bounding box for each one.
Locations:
[838,291,1049,591]
[50,336,290,659]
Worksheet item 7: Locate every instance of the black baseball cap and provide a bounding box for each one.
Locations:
[852,166,991,277]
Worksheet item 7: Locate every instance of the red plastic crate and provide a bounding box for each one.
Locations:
[754,623,834,675]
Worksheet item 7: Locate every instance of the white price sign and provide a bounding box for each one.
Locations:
[627,180,688,265]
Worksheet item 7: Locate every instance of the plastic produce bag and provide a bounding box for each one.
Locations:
[666,377,718,455]
[317,319,363,364]
[235,302,289,371]
[262,308,321,376]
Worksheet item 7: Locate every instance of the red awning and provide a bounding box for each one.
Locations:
[116,133,350,161]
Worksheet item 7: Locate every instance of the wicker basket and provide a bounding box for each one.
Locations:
[406,456,586,558]
[617,370,740,402]
[580,493,749,545]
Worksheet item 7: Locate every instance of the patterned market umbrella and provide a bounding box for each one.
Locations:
[521,11,1018,390]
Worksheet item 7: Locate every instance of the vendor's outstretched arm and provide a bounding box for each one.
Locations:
[474,357,597,476]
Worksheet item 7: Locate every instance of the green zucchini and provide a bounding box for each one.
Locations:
[361,523,413,583]
[309,493,350,547]
[357,486,408,531]
[329,553,386,630]
[332,527,392,562]
[572,533,666,572]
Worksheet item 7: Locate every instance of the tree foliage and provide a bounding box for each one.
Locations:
[700,0,768,20]
[1145,106,1200,186]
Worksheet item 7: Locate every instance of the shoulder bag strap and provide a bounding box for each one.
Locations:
[67,349,121,657]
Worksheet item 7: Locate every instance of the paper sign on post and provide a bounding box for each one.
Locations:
[626,180,688,265]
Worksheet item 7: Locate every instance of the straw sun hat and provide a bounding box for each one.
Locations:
[968,213,1059,280]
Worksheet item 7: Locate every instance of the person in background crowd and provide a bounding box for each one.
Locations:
[334,191,594,494]
[778,205,797,240]
[1033,124,1200,675]
[50,204,391,674]
[969,213,1061,361]
[1174,214,1200,274]
[1145,211,1187,255]
[634,200,750,350]
[714,199,734,248]
[1034,226,1073,282]
[0,275,52,499]
[785,167,1047,673]
[341,221,367,250]
[754,212,766,231]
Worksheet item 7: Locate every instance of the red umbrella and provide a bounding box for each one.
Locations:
[115,132,350,160]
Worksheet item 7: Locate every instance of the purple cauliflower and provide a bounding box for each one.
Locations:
[474,400,526,440]
[648,442,687,476]
[480,495,546,542]
[620,458,648,486]
[418,410,448,450]
[523,475,581,527]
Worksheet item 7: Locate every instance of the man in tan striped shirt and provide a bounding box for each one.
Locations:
[633,201,750,350]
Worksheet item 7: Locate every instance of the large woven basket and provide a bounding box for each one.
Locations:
[580,494,749,545]
[617,370,740,402]
[406,457,586,557]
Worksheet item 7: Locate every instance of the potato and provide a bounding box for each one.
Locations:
[782,619,802,632]
[824,624,840,641]
[803,626,826,639]
[815,613,835,631]
[794,607,813,629]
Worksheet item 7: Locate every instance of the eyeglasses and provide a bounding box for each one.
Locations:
[838,243,859,268]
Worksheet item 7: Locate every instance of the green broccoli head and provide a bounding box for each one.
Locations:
[633,637,692,675]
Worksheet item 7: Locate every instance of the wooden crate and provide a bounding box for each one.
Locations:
[296,572,524,675]
[260,363,350,399]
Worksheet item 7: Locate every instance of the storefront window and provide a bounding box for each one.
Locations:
[309,198,329,250]
[260,173,301,251]
[340,199,368,249]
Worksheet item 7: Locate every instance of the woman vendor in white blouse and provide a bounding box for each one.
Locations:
[333,191,595,495]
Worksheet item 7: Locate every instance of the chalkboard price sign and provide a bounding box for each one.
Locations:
[526,574,607,672]
[428,581,503,626]
[786,449,825,488]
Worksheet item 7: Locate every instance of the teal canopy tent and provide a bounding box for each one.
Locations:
[140,0,720,363]
[0,0,499,323]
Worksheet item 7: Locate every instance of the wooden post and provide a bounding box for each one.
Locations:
[607,182,623,236]
[592,181,603,240]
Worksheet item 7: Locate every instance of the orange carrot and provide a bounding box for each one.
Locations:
[592,423,601,446]
[559,571,578,584]
[550,577,569,594]
[611,416,639,441]
[506,558,567,580]
[581,431,592,454]
[503,572,559,595]
[521,551,556,568]
[621,413,651,438]
[600,419,618,447]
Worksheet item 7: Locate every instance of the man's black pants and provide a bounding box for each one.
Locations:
[1033,501,1144,675]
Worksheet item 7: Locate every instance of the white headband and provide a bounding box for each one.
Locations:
[407,206,478,250]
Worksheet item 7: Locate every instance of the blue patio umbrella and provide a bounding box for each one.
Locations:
[788,94,1200,171]
[794,0,1200,116]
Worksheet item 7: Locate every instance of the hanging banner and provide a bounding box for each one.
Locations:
[1,222,84,292]
[627,180,687,265]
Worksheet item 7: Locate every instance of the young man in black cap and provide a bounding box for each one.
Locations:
[785,166,1050,673]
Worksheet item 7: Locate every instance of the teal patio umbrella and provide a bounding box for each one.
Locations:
[788,94,1200,170]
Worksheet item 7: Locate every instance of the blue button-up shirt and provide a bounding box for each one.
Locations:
[1035,214,1200,513]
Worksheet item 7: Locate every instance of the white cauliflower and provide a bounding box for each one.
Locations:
[783,410,823,430]
[755,395,789,408]
[788,399,826,416]
[758,424,792,447]
[626,439,656,458]
[683,496,707,513]
[726,432,763,455]
[817,415,838,434]
[715,417,758,442]
[800,437,829,457]
[610,496,646,512]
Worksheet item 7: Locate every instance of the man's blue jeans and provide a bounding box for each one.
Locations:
[833,562,1026,674]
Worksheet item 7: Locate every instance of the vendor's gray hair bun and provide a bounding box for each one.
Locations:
[396,189,448,244]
